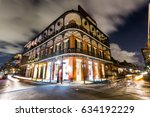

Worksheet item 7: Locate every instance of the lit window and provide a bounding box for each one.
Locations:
[87,44,91,52]
[76,39,82,49]
[64,39,69,49]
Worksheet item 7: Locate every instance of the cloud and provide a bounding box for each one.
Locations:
[0,0,148,54]
[110,43,139,63]
[0,45,22,54]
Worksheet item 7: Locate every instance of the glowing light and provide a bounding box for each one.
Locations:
[126,74,132,77]
[56,60,61,65]
[68,66,72,72]
[7,75,19,82]
[134,75,143,81]
[12,75,32,80]
[141,71,148,75]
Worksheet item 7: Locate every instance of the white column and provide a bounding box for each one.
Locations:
[101,64,105,78]
[95,63,98,80]
[43,64,46,80]
[25,69,28,77]
[46,62,51,80]
[38,65,41,78]
[33,64,38,78]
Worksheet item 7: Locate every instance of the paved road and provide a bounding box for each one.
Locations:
[0,76,150,100]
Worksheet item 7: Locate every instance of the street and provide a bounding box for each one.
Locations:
[0,75,150,100]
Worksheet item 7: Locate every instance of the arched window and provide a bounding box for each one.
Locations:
[54,36,61,44]
[47,40,53,47]
[83,35,90,43]
[64,39,70,49]
[87,44,91,54]
[92,40,97,47]
[46,40,53,55]
[36,47,40,58]
[33,49,36,58]
[64,31,73,39]
[55,43,61,53]
[74,31,82,39]
[98,44,103,58]
[64,13,81,26]
[40,44,46,57]
[75,39,82,52]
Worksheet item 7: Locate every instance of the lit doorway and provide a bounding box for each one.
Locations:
[63,59,69,81]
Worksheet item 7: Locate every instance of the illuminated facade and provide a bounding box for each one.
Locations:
[21,6,112,83]
[142,3,150,72]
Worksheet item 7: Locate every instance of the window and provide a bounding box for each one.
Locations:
[37,52,39,58]
[60,43,63,50]
[36,48,40,58]
[87,44,91,54]
[45,48,48,55]
[57,44,61,52]
[75,39,82,49]
[64,39,69,49]
[49,46,53,54]
[100,51,103,58]
[94,48,97,56]
[55,43,61,52]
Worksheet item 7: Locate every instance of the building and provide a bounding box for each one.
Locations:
[111,58,140,81]
[21,6,112,83]
[2,53,22,74]
[142,3,150,72]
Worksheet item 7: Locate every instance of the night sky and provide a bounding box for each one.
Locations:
[110,4,148,65]
[0,0,149,67]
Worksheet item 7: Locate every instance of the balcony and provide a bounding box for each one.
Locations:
[25,48,111,64]
[24,23,110,53]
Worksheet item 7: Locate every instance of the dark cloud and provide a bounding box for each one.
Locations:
[0,0,148,65]
[110,43,139,63]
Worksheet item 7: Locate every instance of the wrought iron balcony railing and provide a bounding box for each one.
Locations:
[25,48,111,64]
[23,23,110,53]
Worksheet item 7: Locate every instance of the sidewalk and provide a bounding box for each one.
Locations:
[11,75,130,91]
[12,75,52,85]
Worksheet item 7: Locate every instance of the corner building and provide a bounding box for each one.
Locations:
[21,6,112,83]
